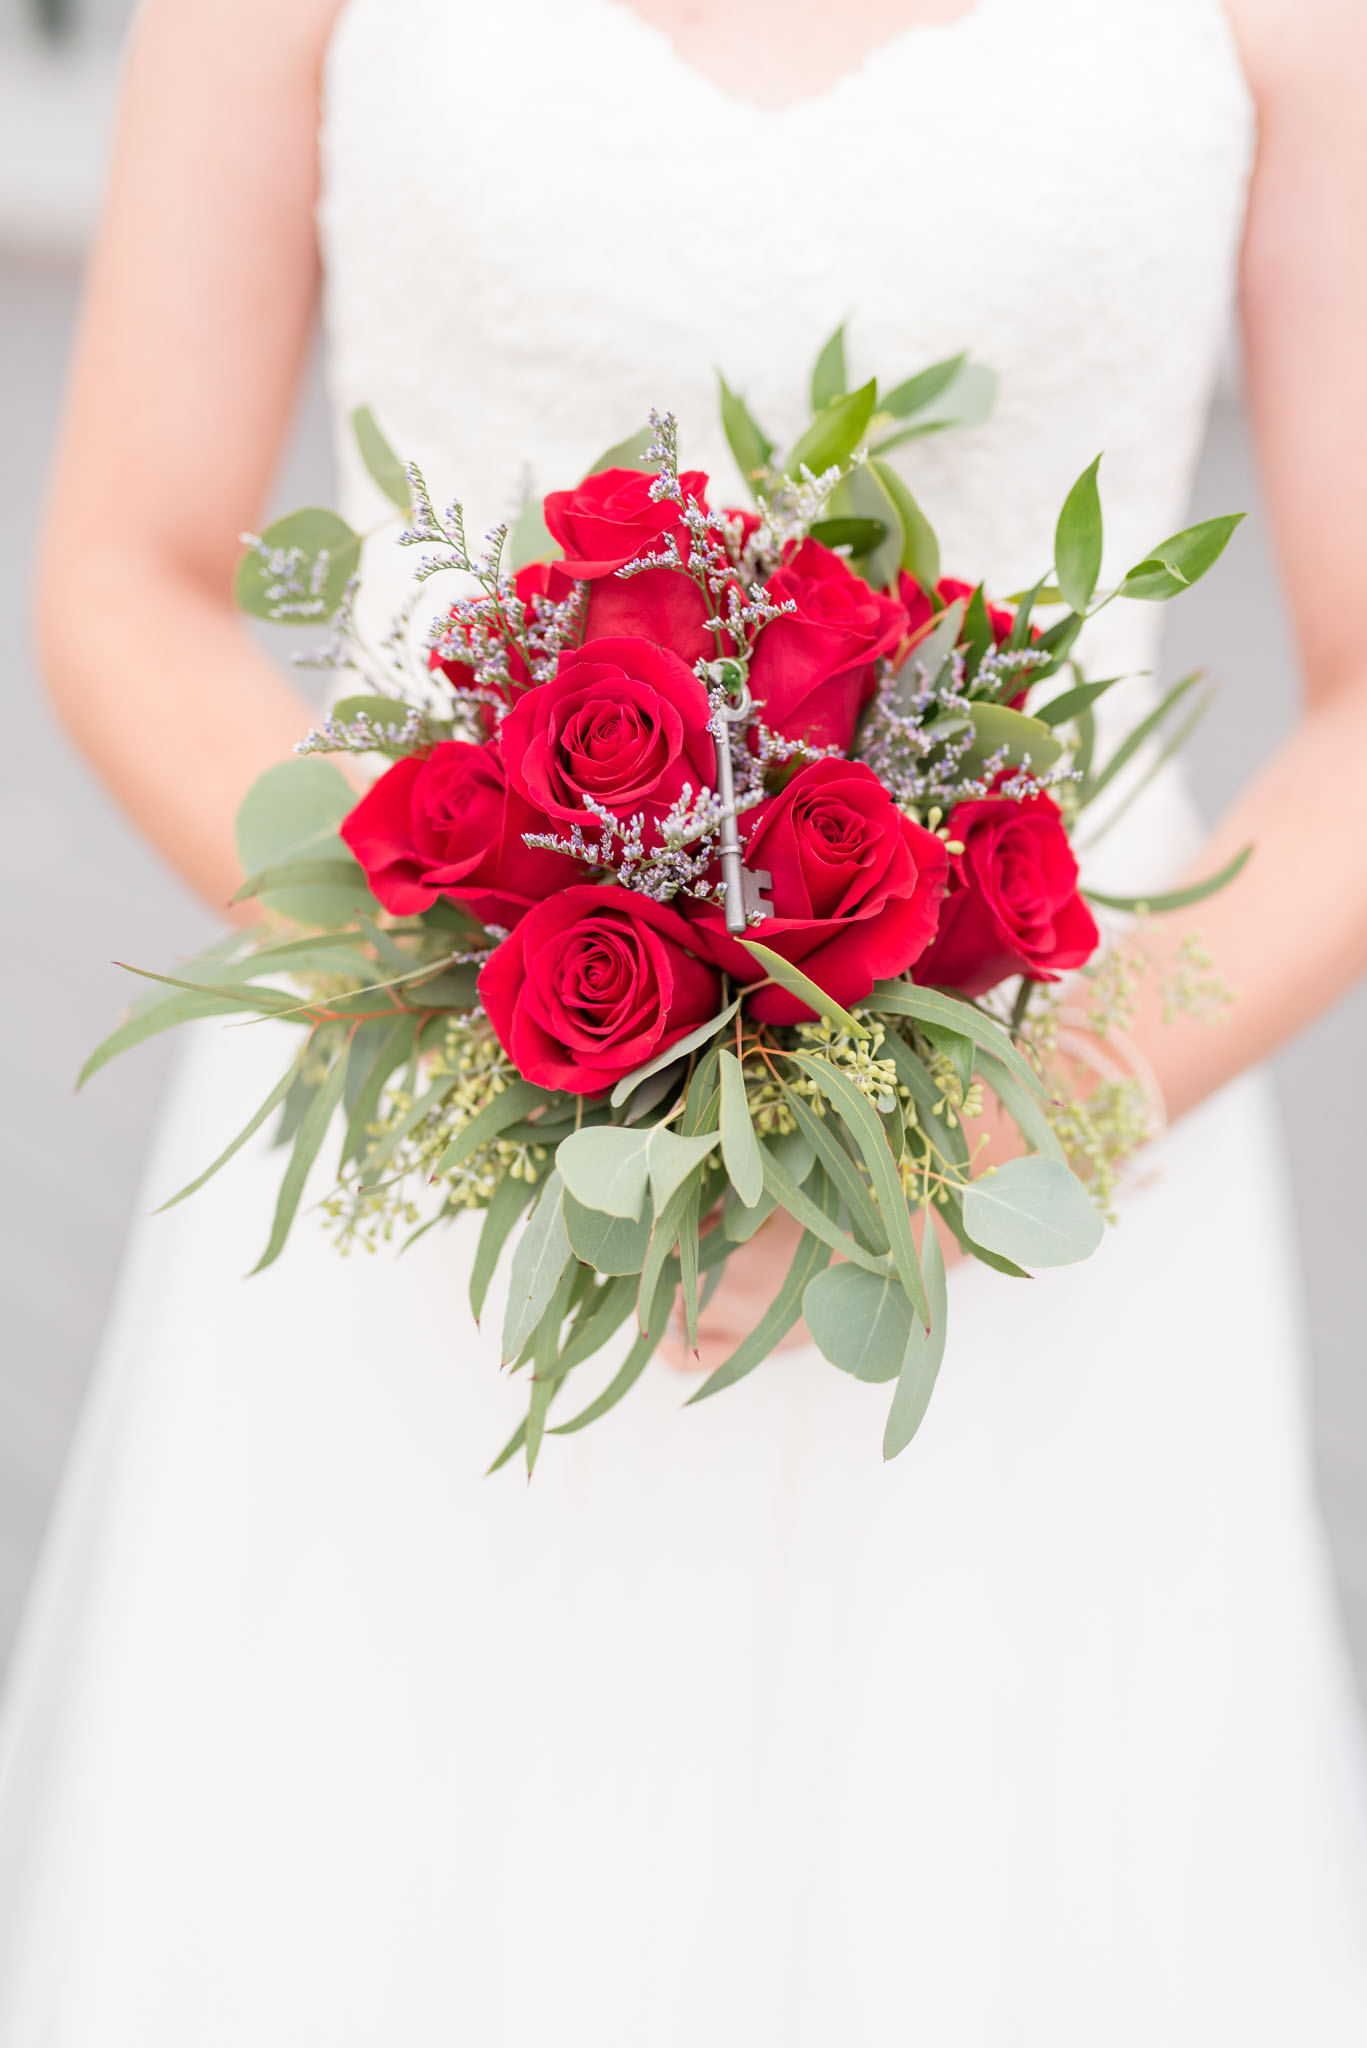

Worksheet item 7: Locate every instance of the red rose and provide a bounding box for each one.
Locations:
[479,885,723,1095]
[339,740,577,924]
[500,636,714,839]
[748,539,908,752]
[429,559,576,707]
[543,465,710,578]
[898,573,1018,651]
[913,791,1099,997]
[688,758,948,1024]
[543,464,717,664]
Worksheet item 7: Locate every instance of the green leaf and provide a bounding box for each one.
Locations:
[1033,675,1122,728]
[358,1064,462,1183]
[719,1050,764,1208]
[804,1265,913,1382]
[961,1156,1104,1268]
[883,1213,949,1459]
[1083,843,1252,915]
[235,508,361,623]
[718,373,774,495]
[1119,514,1244,601]
[779,1084,889,1255]
[433,1079,550,1176]
[588,426,659,475]
[636,1170,706,1334]
[687,1175,838,1406]
[470,1169,539,1321]
[549,1287,666,1435]
[784,378,878,481]
[740,940,871,1037]
[871,362,996,450]
[157,1039,311,1211]
[759,1142,893,1277]
[879,353,967,420]
[231,856,370,906]
[723,1186,777,1242]
[341,1017,413,1166]
[563,1191,654,1275]
[555,1271,640,1375]
[235,757,376,928]
[502,1171,573,1362]
[250,1039,350,1273]
[330,692,422,733]
[960,703,1064,779]
[823,460,903,591]
[808,516,887,553]
[555,1123,719,1222]
[1053,455,1104,615]
[871,457,941,589]
[1081,670,1205,806]
[79,986,261,1089]
[527,1260,579,1476]
[810,321,848,411]
[506,493,557,572]
[973,1050,1067,1163]
[789,1053,928,1326]
[351,405,411,512]
[890,598,964,705]
[608,998,738,1107]
[864,982,1048,1099]
[918,1022,975,1099]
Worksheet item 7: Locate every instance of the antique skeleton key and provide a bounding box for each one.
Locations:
[712,678,773,937]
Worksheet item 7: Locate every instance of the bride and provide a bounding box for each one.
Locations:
[4,0,1367,2039]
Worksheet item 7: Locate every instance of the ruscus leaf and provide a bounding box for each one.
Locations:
[1054,455,1104,614]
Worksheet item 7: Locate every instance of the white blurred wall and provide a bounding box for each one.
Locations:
[1,14,1364,1692]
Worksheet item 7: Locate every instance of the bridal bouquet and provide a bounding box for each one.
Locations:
[84,332,1247,1470]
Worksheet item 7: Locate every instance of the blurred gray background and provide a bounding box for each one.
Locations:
[1,3,1364,1695]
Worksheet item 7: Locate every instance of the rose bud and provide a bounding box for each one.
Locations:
[339,740,578,925]
[748,539,908,753]
[479,885,723,1095]
[543,464,719,664]
[688,758,948,1024]
[913,791,1100,997]
[499,637,714,840]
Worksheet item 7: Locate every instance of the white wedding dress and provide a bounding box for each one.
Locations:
[4,0,1367,2038]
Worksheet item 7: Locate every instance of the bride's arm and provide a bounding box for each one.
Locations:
[1116,0,1367,1120]
[678,0,1367,1366]
[35,0,346,917]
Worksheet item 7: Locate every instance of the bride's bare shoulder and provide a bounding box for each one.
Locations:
[1222,0,1366,94]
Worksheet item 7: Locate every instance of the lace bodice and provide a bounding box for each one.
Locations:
[318,0,1253,781]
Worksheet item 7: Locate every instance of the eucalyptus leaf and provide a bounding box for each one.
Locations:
[563,1191,654,1274]
[236,758,376,928]
[723,1186,778,1242]
[250,1041,350,1274]
[608,997,738,1107]
[79,986,262,1089]
[760,1142,892,1277]
[433,1079,549,1176]
[719,1050,764,1208]
[739,940,871,1037]
[502,1171,573,1362]
[1053,455,1104,614]
[961,1156,1104,1268]
[235,508,361,624]
[687,1174,838,1406]
[351,405,411,513]
[789,1053,927,1325]
[883,1213,949,1459]
[1120,514,1244,601]
[469,1169,539,1321]
[974,1050,1067,1164]
[156,1040,311,1212]
[810,321,848,410]
[918,1022,975,1098]
[804,1265,912,1382]
[779,1084,888,1253]
[556,1125,650,1219]
[1081,670,1204,806]
[865,982,1048,1099]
